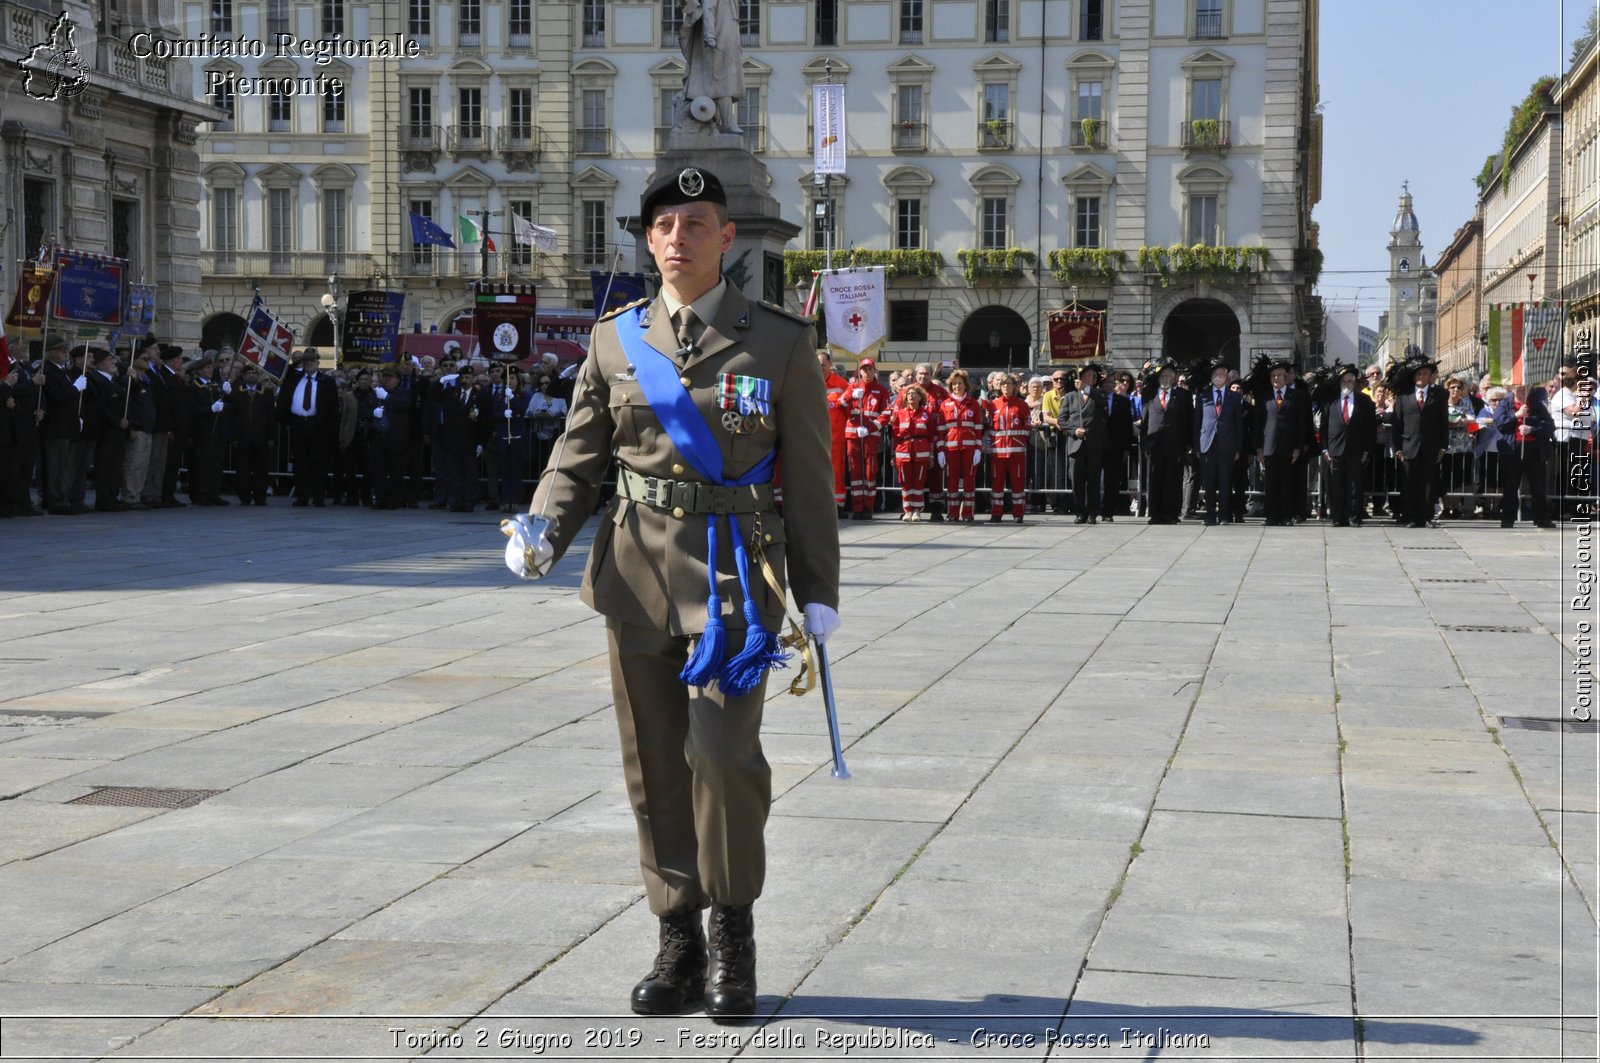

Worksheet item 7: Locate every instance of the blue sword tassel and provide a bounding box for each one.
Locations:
[678,515,727,687]
[718,513,791,697]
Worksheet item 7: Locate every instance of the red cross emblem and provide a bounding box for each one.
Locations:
[846,310,865,331]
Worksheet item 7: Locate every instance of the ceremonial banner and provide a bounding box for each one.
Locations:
[475,283,538,362]
[819,266,886,359]
[236,295,296,381]
[513,213,560,253]
[342,290,407,366]
[813,83,846,175]
[1488,301,1568,386]
[53,251,127,326]
[122,283,157,339]
[1048,307,1105,361]
[590,270,648,317]
[5,264,54,333]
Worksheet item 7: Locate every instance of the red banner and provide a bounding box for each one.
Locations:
[475,283,538,363]
[6,265,55,334]
[1048,308,1104,361]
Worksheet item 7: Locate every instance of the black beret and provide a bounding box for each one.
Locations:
[136,333,160,352]
[640,167,727,225]
[159,344,185,362]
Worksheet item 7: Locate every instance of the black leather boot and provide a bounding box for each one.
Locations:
[630,910,707,1016]
[704,902,757,1022]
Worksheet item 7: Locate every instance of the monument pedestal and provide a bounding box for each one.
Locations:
[625,128,800,307]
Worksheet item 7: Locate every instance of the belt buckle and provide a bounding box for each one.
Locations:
[641,475,662,507]
[670,481,696,514]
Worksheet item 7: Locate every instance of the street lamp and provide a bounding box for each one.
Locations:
[320,274,344,364]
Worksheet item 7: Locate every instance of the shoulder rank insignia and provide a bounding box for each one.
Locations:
[758,300,810,325]
[597,297,650,323]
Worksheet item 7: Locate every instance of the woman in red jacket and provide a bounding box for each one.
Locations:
[936,369,985,522]
[891,385,937,521]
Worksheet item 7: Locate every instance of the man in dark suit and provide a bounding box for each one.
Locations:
[39,335,88,515]
[1100,372,1135,521]
[1139,364,1192,524]
[1321,366,1376,527]
[227,365,277,505]
[1192,363,1244,526]
[83,348,129,511]
[1394,359,1449,527]
[1257,361,1310,526]
[1060,363,1107,524]
[148,345,188,507]
[186,358,229,506]
[277,351,339,506]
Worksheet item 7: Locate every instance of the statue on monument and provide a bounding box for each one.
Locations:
[679,0,744,135]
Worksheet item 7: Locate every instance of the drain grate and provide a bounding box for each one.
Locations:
[67,786,224,809]
[1442,624,1537,634]
[1500,716,1600,733]
[1420,577,1478,583]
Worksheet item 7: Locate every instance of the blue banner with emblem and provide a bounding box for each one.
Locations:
[53,250,127,326]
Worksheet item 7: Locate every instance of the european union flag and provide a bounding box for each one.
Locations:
[409,211,456,249]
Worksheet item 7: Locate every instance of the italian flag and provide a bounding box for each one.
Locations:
[1487,301,1566,386]
[458,214,496,252]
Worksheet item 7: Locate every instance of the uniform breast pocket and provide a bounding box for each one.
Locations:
[608,391,643,450]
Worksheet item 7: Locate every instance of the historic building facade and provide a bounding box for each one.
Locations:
[1432,209,1484,376]
[0,0,213,347]
[192,0,1323,371]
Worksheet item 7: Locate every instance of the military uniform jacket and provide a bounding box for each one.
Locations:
[531,285,840,637]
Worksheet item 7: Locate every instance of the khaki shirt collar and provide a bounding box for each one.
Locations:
[660,278,727,330]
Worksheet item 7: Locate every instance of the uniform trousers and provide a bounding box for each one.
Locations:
[140,433,168,503]
[944,447,980,520]
[989,450,1026,516]
[606,618,771,917]
[233,439,272,504]
[123,431,153,503]
[288,418,330,503]
[895,452,929,513]
[92,433,125,507]
[845,438,881,513]
[828,429,847,507]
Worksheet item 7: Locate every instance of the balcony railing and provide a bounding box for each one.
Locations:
[893,120,928,151]
[978,119,1013,150]
[1181,118,1230,153]
[447,124,493,156]
[1194,10,1223,38]
[498,124,539,152]
[202,250,379,279]
[576,126,610,154]
[399,124,442,150]
[1070,118,1109,149]
[741,123,766,154]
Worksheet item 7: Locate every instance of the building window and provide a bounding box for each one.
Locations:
[408,0,431,42]
[1074,80,1103,146]
[739,87,763,152]
[266,0,288,37]
[981,83,1011,148]
[894,84,925,150]
[410,198,436,263]
[209,77,235,131]
[112,199,138,263]
[323,189,347,268]
[1187,193,1219,245]
[581,199,608,266]
[268,187,292,269]
[321,0,343,36]
[657,88,676,148]
[508,87,533,139]
[212,187,238,260]
[1195,0,1223,38]
[814,0,836,45]
[323,80,346,132]
[1191,77,1221,121]
[459,87,483,138]
[811,194,837,251]
[661,0,682,45]
[1080,0,1103,40]
[269,87,292,132]
[459,0,480,43]
[582,0,605,46]
[409,87,432,136]
[985,0,1009,42]
[1074,195,1101,248]
[895,198,923,250]
[899,0,922,43]
[210,0,231,34]
[739,0,759,45]
[579,88,608,153]
[981,197,1007,248]
[890,300,929,342]
[24,179,53,260]
[508,0,530,41]
[508,197,534,266]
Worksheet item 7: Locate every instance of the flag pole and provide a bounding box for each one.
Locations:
[597,249,623,315]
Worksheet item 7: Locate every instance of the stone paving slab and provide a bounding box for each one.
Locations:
[0,509,1595,1062]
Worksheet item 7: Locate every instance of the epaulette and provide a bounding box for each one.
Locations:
[597,297,649,323]
[757,300,811,325]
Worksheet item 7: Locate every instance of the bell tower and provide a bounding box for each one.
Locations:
[1382,183,1431,363]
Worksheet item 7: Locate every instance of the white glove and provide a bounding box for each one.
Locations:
[501,513,555,579]
[210,400,224,413]
[475,444,483,457]
[72,375,88,392]
[221,381,232,394]
[503,408,513,419]
[936,452,947,469]
[853,425,869,438]
[439,374,458,386]
[373,405,385,418]
[374,386,388,400]
[803,603,841,645]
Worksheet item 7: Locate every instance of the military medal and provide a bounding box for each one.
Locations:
[720,374,770,435]
[721,409,747,434]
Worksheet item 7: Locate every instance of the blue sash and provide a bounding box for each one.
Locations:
[614,307,786,695]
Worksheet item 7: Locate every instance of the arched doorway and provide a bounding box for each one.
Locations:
[1161,298,1241,366]
[305,316,334,348]
[201,313,247,352]
[958,305,1032,372]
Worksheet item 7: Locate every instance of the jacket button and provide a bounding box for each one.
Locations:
[680,375,692,388]
[764,533,773,542]
[672,506,686,519]
[671,463,685,475]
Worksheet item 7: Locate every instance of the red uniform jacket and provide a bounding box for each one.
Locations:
[987,394,1032,457]
[841,378,893,438]
[938,394,985,453]
[891,405,937,460]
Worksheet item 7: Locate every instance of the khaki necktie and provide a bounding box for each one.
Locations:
[675,307,699,353]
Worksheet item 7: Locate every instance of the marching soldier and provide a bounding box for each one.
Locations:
[840,357,892,519]
[518,167,840,1022]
